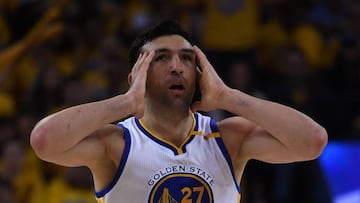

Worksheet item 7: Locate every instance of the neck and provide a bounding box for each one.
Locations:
[141,106,194,147]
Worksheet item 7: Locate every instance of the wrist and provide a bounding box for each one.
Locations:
[217,88,237,110]
[221,88,253,113]
[123,92,140,117]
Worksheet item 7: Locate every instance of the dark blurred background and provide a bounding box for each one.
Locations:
[0,0,359,202]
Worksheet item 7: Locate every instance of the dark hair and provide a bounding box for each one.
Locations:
[128,20,193,68]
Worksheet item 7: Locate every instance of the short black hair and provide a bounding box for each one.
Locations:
[128,20,193,68]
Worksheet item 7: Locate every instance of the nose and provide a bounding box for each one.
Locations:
[170,56,184,74]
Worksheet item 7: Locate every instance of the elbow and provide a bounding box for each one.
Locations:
[30,123,52,161]
[306,126,328,160]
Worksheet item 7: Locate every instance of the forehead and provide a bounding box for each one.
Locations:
[142,35,193,52]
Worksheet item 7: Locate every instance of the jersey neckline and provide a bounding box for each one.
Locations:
[135,113,202,155]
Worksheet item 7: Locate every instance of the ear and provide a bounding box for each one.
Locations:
[128,73,132,85]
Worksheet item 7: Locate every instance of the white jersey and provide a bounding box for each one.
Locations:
[95,112,241,203]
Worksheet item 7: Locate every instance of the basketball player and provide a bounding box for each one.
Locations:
[30,20,328,203]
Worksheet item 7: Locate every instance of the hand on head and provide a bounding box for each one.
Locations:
[127,51,155,118]
[191,46,228,113]
[126,45,228,116]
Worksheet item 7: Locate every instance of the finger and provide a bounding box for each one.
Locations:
[136,51,154,68]
[193,45,211,72]
[132,53,144,71]
[141,51,155,71]
[131,51,154,83]
[129,53,146,85]
[132,52,151,76]
[196,65,202,75]
[136,51,154,76]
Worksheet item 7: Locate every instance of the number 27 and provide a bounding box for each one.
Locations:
[181,186,204,203]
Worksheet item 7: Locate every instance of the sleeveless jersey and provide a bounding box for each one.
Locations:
[95,112,241,203]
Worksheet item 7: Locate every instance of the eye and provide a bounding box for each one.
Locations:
[154,54,168,62]
[181,54,194,61]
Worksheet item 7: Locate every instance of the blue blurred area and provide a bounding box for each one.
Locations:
[319,141,360,202]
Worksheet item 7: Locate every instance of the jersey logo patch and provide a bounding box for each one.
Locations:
[148,173,214,203]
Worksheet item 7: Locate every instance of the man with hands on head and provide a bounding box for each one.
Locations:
[30,20,327,203]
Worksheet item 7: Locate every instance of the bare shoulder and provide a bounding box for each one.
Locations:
[90,124,126,191]
[217,116,256,138]
[216,116,258,181]
[216,116,256,160]
[93,124,126,165]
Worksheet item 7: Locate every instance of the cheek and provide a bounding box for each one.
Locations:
[146,66,159,83]
[146,69,163,89]
[189,67,198,83]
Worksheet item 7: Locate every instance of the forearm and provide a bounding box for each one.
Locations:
[30,93,134,157]
[222,88,327,155]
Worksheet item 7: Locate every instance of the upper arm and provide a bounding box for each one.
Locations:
[48,124,124,168]
[47,124,125,191]
[218,116,305,165]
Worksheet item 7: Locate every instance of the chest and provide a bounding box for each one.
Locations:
[103,115,241,202]
[116,134,238,203]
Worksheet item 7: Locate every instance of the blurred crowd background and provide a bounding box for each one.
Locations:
[0,0,359,202]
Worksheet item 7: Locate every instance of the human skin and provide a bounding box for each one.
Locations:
[30,35,328,192]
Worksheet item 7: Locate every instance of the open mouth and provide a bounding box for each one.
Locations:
[169,84,185,90]
[169,84,186,95]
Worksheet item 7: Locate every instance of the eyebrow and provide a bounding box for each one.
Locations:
[154,48,195,54]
